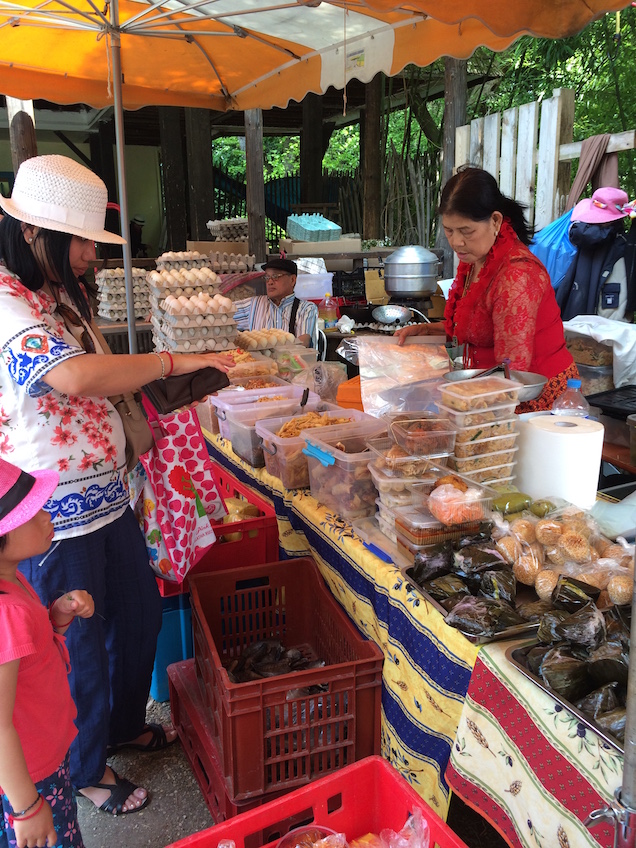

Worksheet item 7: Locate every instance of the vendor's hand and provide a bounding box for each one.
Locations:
[14,798,57,848]
[394,322,446,346]
[52,590,95,621]
[171,353,235,375]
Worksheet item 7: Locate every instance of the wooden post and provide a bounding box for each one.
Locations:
[185,108,214,241]
[301,93,323,204]
[6,98,37,173]
[362,73,382,240]
[89,117,121,256]
[440,59,467,277]
[244,109,267,262]
[159,107,188,251]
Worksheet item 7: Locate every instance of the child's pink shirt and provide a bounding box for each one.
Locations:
[0,573,77,784]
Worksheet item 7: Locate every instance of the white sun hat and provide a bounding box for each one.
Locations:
[0,154,126,245]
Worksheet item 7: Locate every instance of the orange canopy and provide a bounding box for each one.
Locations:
[0,0,628,112]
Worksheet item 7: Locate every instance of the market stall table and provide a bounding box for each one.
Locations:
[203,429,479,818]
[446,641,620,848]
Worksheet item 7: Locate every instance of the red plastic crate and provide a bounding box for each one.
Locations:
[168,659,287,820]
[166,755,469,848]
[189,558,383,801]
[157,464,279,597]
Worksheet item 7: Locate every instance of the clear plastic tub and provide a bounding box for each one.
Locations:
[268,345,318,380]
[375,498,397,528]
[389,417,456,457]
[304,430,381,520]
[453,431,519,458]
[453,419,518,450]
[436,401,518,428]
[437,376,521,412]
[578,363,614,396]
[352,513,398,554]
[394,505,487,547]
[377,512,398,545]
[224,396,323,466]
[412,465,494,526]
[228,375,290,391]
[458,462,517,484]
[448,446,519,473]
[368,461,429,496]
[255,407,377,489]
[366,436,448,478]
[215,392,319,440]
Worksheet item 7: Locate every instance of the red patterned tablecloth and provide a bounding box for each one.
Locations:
[446,642,621,848]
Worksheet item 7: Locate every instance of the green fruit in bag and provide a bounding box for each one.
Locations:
[491,492,533,515]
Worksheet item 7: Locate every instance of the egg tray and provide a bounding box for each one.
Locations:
[151,315,237,341]
[157,307,235,327]
[149,268,218,286]
[98,307,148,321]
[155,259,212,272]
[99,290,149,303]
[96,269,148,281]
[149,285,220,304]
[152,328,236,352]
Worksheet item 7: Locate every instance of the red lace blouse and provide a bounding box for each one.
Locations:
[444,222,573,378]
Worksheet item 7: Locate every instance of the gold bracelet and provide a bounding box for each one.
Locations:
[152,351,166,380]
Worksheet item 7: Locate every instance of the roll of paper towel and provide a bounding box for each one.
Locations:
[516,414,604,510]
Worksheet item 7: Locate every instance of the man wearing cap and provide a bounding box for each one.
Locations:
[129,214,147,258]
[233,256,318,347]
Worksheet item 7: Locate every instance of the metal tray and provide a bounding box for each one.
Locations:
[506,643,624,754]
[401,565,540,645]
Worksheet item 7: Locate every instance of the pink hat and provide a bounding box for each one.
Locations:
[571,187,629,224]
[0,458,59,536]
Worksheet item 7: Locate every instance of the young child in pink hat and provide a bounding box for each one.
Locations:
[0,458,94,848]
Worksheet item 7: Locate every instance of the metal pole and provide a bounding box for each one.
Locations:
[109,0,138,354]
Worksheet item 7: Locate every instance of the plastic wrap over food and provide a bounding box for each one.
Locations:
[355,336,449,417]
[291,363,348,401]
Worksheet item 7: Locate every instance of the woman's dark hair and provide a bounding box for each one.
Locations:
[0,534,6,551]
[439,166,534,245]
[0,214,92,321]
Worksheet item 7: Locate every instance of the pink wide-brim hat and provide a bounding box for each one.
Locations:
[0,458,59,536]
[571,186,629,224]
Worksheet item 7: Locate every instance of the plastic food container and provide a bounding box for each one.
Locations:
[393,504,485,547]
[256,407,376,490]
[227,374,291,391]
[352,514,399,554]
[453,418,518,449]
[453,431,519,458]
[438,376,521,412]
[377,512,398,545]
[448,446,519,473]
[396,526,470,563]
[578,363,614,396]
[277,826,338,848]
[268,345,318,380]
[224,396,323,466]
[412,465,494,526]
[366,437,449,478]
[215,391,319,440]
[458,462,516,484]
[389,416,456,457]
[375,498,397,529]
[436,401,518,428]
[304,428,382,520]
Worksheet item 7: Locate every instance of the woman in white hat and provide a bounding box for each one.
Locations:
[0,154,233,816]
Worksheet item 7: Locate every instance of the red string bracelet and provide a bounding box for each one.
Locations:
[9,795,44,827]
[50,613,76,629]
[164,351,174,377]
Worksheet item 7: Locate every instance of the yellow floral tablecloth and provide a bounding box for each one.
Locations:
[205,432,479,819]
[446,642,622,848]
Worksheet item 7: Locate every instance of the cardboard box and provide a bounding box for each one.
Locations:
[279,237,362,256]
[186,240,250,255]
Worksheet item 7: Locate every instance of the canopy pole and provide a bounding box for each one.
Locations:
[109,0,137,354]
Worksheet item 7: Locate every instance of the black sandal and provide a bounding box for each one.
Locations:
[107,722,177,755]
[79,768,149,816]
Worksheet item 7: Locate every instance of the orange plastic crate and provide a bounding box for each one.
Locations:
[189,558,383,801]
[156,464,279,598]
[336,375,364,411]
[166,755,469,848]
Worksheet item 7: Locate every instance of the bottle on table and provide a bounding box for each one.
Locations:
[551,378,590,417]
[318,293,338,333]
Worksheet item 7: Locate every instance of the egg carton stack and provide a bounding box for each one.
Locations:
[96,268,150,322]
[206,217,249,241]
[209,252,257,273]
[148,252,237,352]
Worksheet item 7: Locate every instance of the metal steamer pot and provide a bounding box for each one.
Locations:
[383,245,440,297]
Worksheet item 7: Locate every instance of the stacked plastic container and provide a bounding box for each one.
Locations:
[437,376,522,486]
[96,267,150,321]
[148,252,237,352]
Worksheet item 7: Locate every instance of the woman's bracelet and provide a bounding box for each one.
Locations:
[151,351,166,379]
[164,351,174,377]
[9,794,44,826]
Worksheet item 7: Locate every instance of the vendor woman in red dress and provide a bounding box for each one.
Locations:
[396,166,578,412]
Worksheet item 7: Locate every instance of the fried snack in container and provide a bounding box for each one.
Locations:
[276,411,352,438]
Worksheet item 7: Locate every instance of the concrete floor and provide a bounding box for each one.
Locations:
[76,698,508,848]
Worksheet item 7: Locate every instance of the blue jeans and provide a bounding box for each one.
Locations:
[19,508,162,789]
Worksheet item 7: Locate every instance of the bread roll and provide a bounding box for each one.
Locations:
[509,518,536,544]
[558,532,590,564]
[607,574,633,606]
[535,518,563,546]
[535,569,559,601]
[513,552,541,586]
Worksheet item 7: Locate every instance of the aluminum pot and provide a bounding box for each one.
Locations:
[383,245,440,297]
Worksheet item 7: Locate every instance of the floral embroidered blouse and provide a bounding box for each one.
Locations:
[0,268,130,538]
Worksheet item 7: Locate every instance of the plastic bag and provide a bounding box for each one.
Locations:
[529,209,577,290]
[355,336,448,417]
[291,362,347,401]
[380,808,429,848]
